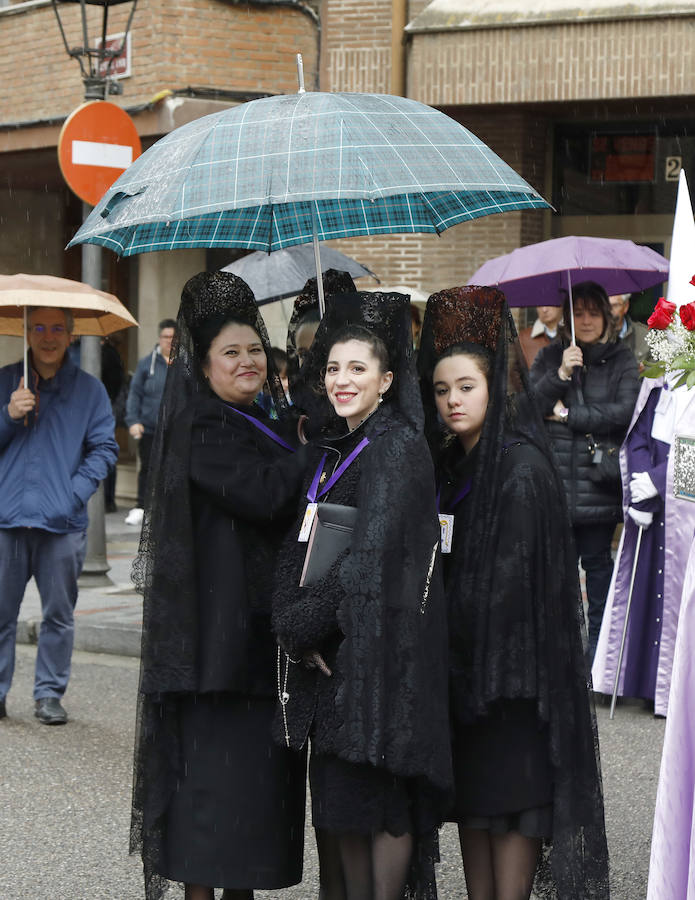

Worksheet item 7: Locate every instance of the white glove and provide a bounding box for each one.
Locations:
[630,471,659,503]
[628,507,653,529]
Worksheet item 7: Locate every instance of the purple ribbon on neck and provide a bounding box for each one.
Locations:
[225,404,295,452]
[307,437,370,502]
[437,478,472,514]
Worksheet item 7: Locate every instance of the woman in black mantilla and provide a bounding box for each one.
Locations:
[131,272,307,900]
[418,287,610,900]
[272,291,453,900]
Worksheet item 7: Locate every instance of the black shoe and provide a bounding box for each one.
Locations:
[105,500,118,513]
[0,698,6,719]
[34,697,68,725]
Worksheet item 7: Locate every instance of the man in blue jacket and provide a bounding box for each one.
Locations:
[0,307,118,725]
[124,318,175,525]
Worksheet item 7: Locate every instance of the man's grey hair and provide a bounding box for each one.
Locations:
[28,306,75,333]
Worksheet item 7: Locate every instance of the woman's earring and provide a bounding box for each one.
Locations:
[378,393,383,404]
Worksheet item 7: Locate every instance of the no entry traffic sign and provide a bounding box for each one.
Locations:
[58,101,142,207]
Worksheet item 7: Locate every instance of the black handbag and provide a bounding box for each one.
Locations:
[299,503,358,587]
[586,433,621,484]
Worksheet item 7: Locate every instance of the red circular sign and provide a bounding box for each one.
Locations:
[58,101,142,207]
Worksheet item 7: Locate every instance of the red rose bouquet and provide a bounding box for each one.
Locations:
[645,278,695,388]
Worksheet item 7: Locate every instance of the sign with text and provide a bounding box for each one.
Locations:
[58,101,142,207]
[96,32,131,80]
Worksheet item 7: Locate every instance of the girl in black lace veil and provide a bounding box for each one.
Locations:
[272,291,453,900]
[418,286,609,900]
[131,271,308,900]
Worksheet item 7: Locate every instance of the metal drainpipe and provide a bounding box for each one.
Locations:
[391,0,407,97]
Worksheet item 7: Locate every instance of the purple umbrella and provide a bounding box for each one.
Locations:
[468,235,669,340]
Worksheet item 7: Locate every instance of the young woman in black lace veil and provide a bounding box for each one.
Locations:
[418,286,610,900]
[272,291,453,900]
[130,271,308,900]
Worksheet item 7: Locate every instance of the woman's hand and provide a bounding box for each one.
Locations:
[303,649,332,676]
[558,344,583,380]
[546,399,569,423]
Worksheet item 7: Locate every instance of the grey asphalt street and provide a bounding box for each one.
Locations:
[1,645,664,899]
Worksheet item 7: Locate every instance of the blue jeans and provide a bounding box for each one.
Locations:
[0,528,87,701]
[573,522,616,663]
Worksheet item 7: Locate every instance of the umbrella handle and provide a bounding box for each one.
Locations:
[567,269,576,345]
[23,306,28,386]
[312,203,325,317]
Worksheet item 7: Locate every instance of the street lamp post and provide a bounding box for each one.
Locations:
[52,0,138,100]
[53,0,139,585]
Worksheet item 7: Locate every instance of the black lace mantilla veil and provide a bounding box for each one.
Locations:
[130,271,291,900]
[418,287,610,900]
[292,291,453,898]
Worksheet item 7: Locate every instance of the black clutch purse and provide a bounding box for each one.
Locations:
[299,503,358,587]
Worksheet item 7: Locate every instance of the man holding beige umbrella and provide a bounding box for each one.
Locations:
[0,276,135,725]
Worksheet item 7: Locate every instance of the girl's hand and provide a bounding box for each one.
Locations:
[303,650,332,676]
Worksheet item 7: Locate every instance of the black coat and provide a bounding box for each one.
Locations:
[272,404,453,798]
[188,398,307,696]
[530,338,639,524]
[140,396,306,696]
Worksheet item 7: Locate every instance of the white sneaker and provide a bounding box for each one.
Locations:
[125,507,144,526]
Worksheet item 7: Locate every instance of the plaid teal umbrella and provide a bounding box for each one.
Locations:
[68,91,548,259]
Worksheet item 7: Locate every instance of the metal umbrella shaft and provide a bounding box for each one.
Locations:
[609,525,644,719]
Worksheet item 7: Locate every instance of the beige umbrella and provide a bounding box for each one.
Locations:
[0,273,138,383]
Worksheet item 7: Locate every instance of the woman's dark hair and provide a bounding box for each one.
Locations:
[433,341,494,387]
[195,315,262,364]
[561,280,616,343]
[327,324,391,373]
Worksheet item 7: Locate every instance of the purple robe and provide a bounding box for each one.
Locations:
[592,376,695,716]
[647,536,695,899]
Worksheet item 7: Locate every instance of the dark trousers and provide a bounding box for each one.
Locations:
[0,528,87,700]
[573,522,616,662]
[136,433,154,508]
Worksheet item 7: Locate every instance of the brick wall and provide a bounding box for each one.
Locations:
[408,16,695,106]
[0,0,319,127]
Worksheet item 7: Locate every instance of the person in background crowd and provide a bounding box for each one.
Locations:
[257,348,290,418]
[131,273,307,900]
[0,307,118,725]
[592,372,695,716]
[609,293,650,367]
[411,304,422,350]
[419,285,609,900]
[124,319,176,526]
[517,303,563,368]
[530,281,640,661]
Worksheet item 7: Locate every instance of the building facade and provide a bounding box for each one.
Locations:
[0,0,319,363]
[321,0,694,316]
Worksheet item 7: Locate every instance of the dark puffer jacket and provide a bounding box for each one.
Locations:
[530,338,639,524]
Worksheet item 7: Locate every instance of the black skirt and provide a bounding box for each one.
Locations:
[159,693,306,890]
[451,698,554,838]
[309,750,414,836]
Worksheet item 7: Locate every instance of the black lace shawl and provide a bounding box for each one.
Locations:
[419,286,610,900]
[273,291,454,898]
[130,271,299,900]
